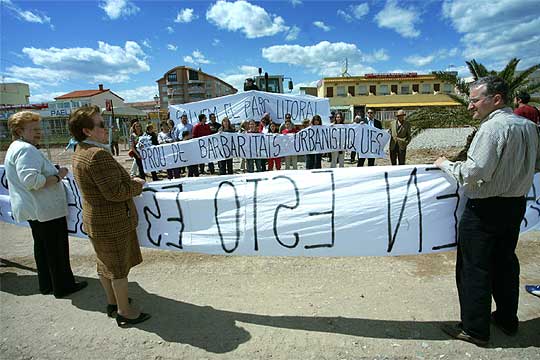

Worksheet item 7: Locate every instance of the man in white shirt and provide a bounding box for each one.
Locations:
[172,114,193,141]
[435,76,540,346]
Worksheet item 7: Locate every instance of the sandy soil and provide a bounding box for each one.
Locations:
[1,146,539,359]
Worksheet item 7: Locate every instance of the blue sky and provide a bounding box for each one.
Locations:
[1,0,539,103]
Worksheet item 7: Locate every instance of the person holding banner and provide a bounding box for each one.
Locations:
[246,120,264,173]
[358,109,383,167]
[69,106,151,327]
[281,119,298,170]
[172,114,193,142]
[4,111,87,298]
[267,122,282,171]
[350,115,362,163]
[330,112,345,168]
[435,76,540,346]
[207,113,221,175]
[158,122,179,180]
[192,113,213,176]
[218,117,235,175]
[306,115,323,169]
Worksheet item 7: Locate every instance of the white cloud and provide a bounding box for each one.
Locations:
[167,44,178,51]
[212,38,221,46]
[262,41,387,77]
[3,0,52,27]
[404,48,460,67]
[285,25,300,41]
[219,65,259,92]
[29,91,66,103]
[290,0,302,6]
[443,0,540,67]
[313,21,331,32]
[142,39,151,48]
[404,55,435,67]
[184,50,211,65]
[291,80,319,94]
[99,0,139,19]
[206,0,289,38]
[116,86,159,102]
[166,26,174,34]
[352,3,369,19]
[174,8,197,23]
[337,10,352,22]
[375,0,420,38]
[5,41,149,88]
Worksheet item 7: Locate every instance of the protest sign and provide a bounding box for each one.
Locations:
[1,165,539,257]
[169,90,331,125]
[140,124,390,172]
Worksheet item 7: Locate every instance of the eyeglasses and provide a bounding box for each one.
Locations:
[367,112,373,114]
[468,95,492,105]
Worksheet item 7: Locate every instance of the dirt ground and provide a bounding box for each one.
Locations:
[1,146,539,359]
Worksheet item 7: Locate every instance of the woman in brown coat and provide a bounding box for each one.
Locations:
[68,106,150,327]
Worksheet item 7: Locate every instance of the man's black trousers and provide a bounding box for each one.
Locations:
[456,196,525,340]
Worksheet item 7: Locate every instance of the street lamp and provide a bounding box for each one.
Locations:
[153,94,160,122]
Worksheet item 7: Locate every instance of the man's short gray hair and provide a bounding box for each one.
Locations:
[470,76,509,104]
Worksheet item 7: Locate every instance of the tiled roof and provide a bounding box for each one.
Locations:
[55,89,109,99]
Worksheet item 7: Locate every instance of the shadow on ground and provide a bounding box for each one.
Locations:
[1,259,539,352]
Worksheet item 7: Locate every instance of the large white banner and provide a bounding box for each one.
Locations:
[169,90,331,125]
[1,165,539,256]
[140,125,390,172]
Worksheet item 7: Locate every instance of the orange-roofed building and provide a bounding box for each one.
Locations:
[54,84,125,110]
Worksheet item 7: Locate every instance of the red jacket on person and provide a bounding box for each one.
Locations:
[514,104,540,124]
[192,123,212,138]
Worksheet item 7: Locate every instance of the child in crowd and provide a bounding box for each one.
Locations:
[182,130,198,177]
[267,122,281,171]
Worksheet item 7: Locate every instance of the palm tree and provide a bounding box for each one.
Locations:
[435,58,540,105]
[432,58,540,160]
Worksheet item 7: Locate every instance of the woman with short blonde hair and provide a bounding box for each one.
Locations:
[5,111,87,298]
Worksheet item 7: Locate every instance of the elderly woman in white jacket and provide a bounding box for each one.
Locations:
[4,111,87,298]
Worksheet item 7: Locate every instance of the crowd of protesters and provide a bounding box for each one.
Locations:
[125,107,409,180]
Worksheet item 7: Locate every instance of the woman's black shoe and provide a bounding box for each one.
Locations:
[116,312,151,327]
[106,297,132,317]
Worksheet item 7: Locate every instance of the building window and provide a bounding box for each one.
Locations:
[188,69,199,80]
[391,85,398,94]
[434,83,441,92]
[336,86,346,97]
[167,72,177,82]
[443,84,453,93]
[401,85,410,94]
[326,87,334,97]
[421,84,431,94]
[380,85,389,95]
[348,86,355,96]
[357,85,368,95]
[412,84,419,93]
[369,85,376,95]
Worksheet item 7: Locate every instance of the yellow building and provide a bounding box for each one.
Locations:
[316,72,461,121]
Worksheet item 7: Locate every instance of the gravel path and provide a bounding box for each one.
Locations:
[408,127,475,150]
